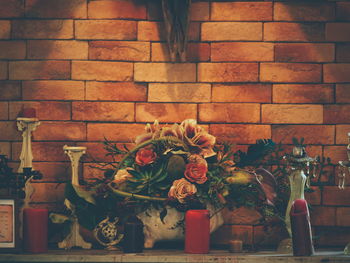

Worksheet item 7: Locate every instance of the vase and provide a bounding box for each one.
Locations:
[137,205,223,248]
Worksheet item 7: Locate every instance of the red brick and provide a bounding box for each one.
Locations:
[211,42,273,62]
[0,62,8,80]
[336,208,350,226]
[188,22,200,41]
[305,187,321,205]
[148,83,211,103]
[9,61,70,80]
[31,182,65,203]
[324,146,348,164]
[273,84,334,103]
[86,82,146,101]
[0,0,24,17]
[314,227,350,246]
[323,186,350,205]
[211,225,254,245]
[151,43,210,62]
[28,40,88,59]
[212,84,271,103]
[88,0,146,19]
[12,20,73,39]
[190,2,209,21]
[274,2,335,21]
[26,0,86,18]
[75,20,136,40]
[337,2,350,21]
[0,142,11,157]
[9,101,71,120]
[310,206,336,226]
[31,162,70,182]
[264,22,324,42]
[72,101,134,122]
[324,64,350,83]
[272,125,335,145]
[87,123,146,142]
[260,63,321,83]
[198,63,258,82]
[22,80,84,100]
[12,141,70,161]
[0,41,25,59]
[134,63,196,82]
[0,21,10,39]
[137,21,165,41]
[0,102,8,120]
[336,44,350,62]
[324,105,350,124]
[89,41,150,61]
[0,81,21,100]
[34,121,86,141]
[199,103,260,123]
[72,61,133,81]
[147,0,162,21]
[211,2,272,21]
[275,43,334,63]
[262,104,323,124]
[136,103,197,123]
[222,207,262,225]
[0,121,21,140]
[336,125,350,144]
[209,124,271,144]
[83,163,110,181]
[202,22,262,41]
[326,23,350,41]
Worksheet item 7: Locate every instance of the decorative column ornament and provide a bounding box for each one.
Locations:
[162,0,191,61]
[17,117,40,173]
[59,145,91,250]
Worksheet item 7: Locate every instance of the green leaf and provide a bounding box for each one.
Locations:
[160,207,168,224]
[49,213,71,224]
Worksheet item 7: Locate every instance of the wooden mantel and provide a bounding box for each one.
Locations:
[0,250,348,263]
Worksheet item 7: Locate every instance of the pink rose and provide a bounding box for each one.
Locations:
[184,162,208,184]
[135,148,157,166]
[168,178,197,203]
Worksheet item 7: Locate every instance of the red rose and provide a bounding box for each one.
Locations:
[135,148,157,166]
[184,162,208,184]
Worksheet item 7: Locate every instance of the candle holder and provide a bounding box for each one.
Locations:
[16,117,40,173]
[58,145,91,250]
[278,144,318,253]
[336,132,350,254]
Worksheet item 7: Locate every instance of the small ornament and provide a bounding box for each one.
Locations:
[93,216,123,250]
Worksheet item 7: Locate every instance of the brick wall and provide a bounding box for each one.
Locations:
[0,0,349,247]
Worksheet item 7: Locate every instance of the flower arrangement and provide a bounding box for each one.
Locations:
[59,119,277,232]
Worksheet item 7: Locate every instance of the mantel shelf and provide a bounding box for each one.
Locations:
[0,250,348,263]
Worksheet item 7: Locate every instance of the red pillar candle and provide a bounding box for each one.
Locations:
[23,208,48,253]
[185,209,210,254]
[290,199,314,256]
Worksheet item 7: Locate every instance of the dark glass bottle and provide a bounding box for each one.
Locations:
[123,216,144,253]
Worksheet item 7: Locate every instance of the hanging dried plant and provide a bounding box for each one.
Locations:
[162,0,191,62]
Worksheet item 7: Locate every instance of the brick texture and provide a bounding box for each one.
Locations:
[0,121,21,140]
[336,125,350,144]
[336,208,350,226]
[9,61,70,80]
[136,103,197,123]
[264,22,324,42]
[75,20,136,40]
[26,0,86,18]
[324,105,350,124]
[0,21,10,40]
[88,0,146,19]
[337,2,350,21]
[190,2,209,21]
[0,81,21,100]
[336,43,350,62]
[326,23,350,42]
[273,84,334,103]
[198,63,258,82]
[324,64,350,83]
[12,20,73,39]
[31,162,70,182]
[87,123,146,142]
[324,146,348,164]
[0,0,24,18]
[151,43,210,62]
[86,82,147,101]
[28,40,88,60]
[310,206,336,226]
[262,104,323,124]
[72,101,135,122]
[212,84,271,103]
[0,61,7,79]
[34,121,86,141]
[275,43,334,62]
[22,80,84,100]
[199,103,260,123]
[148,83,211,102]
[0,102,8,119]
[89,41,150,61]
[0,41,25,59]
[323,186,350,206]
[260,63,322,83]
[272,125,335,145]
[72,61,133,81]
[211,42,273,62]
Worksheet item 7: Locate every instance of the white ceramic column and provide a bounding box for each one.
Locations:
[17,117,40,173]
[63,145,86,186]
